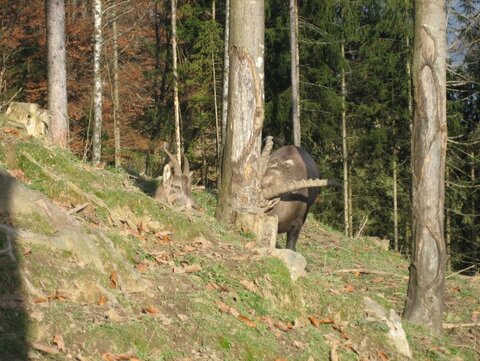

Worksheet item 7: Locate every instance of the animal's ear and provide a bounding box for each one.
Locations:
[189,171,193,179]
[163,162,173,183]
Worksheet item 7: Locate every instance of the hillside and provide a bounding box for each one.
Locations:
[0,129,478,361]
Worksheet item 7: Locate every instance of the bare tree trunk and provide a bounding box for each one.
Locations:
[171,0,181,166]
[405,30,413,253]
[112,0,121,168]
[46,0,69,147]
[341,41,350,238]
[212,0,220,170]
[393,149,399,251]
[290,0,300,146]
[219,0,230,188]
[445,161,451,271]
[471,151,478,271]
[403,0,448,335]
[215,0,265,225]
[348,161,353,237]
[92,0,103,165]
[201,132,208,186]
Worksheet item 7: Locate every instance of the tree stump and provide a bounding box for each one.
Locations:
[235,207,277,248]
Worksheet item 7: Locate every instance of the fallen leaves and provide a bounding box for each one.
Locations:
[105,308,124,322]
[237,314,256,328]
[206,282,229,292]
[53,333,65,352]
[109,271,118,289]
[32,343,59,355]
[101,352,140,361]
[143,305,160,315]
[135,262,148,273]
[3,127,20,136]
[377,351,389,361]
[239,279,257,293]
[173,263,202,274]
[33,290,69,304]
[309,315,334,328]
[215,300,231,314]
[97,294,108,306]
[273,320,291,332]
[9,168,26,181]
[244,241,257,249]
[214,300,256,327]
[155,230,172,244]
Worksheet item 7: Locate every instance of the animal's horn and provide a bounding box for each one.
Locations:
[262,178,341,199]
[164,149,182,175]
[183,154,190,176]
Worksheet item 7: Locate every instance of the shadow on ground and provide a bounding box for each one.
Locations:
[0,170,29,360]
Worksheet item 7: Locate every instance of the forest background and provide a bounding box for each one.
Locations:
[0,0,478,272]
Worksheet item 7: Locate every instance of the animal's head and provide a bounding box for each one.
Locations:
[160,150,198,210]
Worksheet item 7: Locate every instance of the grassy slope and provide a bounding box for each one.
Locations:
[0,133,478,361]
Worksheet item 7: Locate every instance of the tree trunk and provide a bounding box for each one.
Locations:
[403,0,448,335]
[219,0,230,188]
[45,0,69,147]
[112,0,121,168]
[92,0,103,165]
[212,0,220,171]
[201,132,208,186]
[290,0,300,146]
[471,151,477,272]
[393,149,399,251]
[171,0,181,166]
[445,161,451,271]
[215,0,265,225]
[341,41,350,238]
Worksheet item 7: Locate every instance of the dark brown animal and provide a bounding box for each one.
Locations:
[155,150,197,210]
[261,145,334,251]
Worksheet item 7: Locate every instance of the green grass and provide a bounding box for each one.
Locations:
[0,134,478,361]
[11,211,56,236]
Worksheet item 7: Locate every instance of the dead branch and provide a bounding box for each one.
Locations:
[353,216,369,240]
[328,268,403,277]
[68,202,91,215]
[446,264,477,279]
[444,322,480,329]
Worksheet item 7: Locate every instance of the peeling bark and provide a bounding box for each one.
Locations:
[215,0,265,225]
[403,0,447,335]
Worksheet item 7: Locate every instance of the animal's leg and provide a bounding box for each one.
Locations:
[286,225,302,251]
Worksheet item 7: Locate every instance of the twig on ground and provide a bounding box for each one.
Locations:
[328,268,403,277]
[444,322,480,329]
[446,264,476,279]
[68,202,90,215]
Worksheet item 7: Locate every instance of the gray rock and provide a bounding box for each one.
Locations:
[258,247,307,281]
[363,296,412,359]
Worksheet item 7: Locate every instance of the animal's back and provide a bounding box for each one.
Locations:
[263,145,320,236]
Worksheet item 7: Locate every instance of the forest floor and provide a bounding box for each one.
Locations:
[0,127,479,361]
